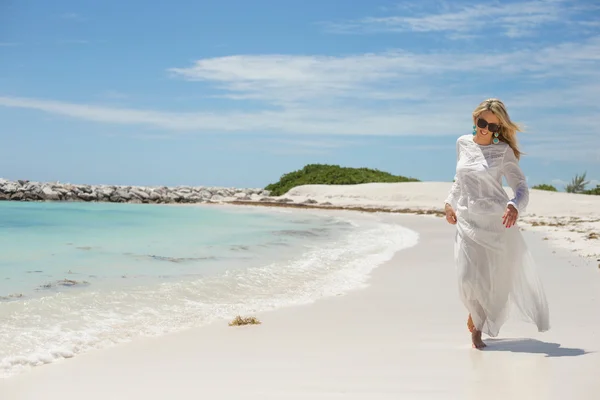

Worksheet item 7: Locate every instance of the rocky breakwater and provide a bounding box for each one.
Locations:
[0,178,271,204]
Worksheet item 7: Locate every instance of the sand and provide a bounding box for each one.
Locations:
[279,182,600,259]
[1,182,599,399]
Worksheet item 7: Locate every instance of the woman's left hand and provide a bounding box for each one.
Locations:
[502,204,518,228]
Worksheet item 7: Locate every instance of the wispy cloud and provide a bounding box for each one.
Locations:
[223,137,364,155]
[101,90,129,100]
[0,35,599,162]
[0,95,469,136]
[60,12,85,22]
[523,138,600,164]
[56,39,90,45]
[265,138,365,149]
[323,0,594,38]
[168,36,600,104]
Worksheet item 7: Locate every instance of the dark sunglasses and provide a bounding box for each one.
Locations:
[476,118,500,133]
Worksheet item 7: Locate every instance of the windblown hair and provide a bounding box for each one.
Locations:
[472,98,523,159]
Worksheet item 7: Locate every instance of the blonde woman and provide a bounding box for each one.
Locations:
[444,99,550,349]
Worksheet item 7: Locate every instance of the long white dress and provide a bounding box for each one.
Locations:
[445,134,550,337]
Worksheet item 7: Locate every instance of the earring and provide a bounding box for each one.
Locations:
[472,125,476,135]
[492,132,499,144]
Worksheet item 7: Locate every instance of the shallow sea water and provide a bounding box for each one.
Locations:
[0,201,418,377]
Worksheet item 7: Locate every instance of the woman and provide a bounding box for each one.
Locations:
[444,98,550,349]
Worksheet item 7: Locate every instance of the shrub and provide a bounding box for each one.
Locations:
[566,172,589,193]
[532,184,557,192]
[264,164,419,196]
[583,185,600,195]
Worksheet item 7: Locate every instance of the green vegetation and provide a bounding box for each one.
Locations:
[566,172,589,194]
[264,164,419,196]
[532,184,557,192]
[553,172,599,195]
[583,185,600,195]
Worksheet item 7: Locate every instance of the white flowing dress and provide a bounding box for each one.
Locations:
[445,134,550,337]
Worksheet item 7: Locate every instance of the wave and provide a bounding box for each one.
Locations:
[0,215,418,378]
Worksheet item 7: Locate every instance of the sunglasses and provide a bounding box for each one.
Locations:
[476,118,500,133]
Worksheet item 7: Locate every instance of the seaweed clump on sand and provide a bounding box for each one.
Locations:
[228,315,262,326]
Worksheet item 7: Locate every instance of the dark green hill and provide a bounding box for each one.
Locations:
[264,164,419,196]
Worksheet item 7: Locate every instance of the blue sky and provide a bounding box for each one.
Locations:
[1,0,599,190]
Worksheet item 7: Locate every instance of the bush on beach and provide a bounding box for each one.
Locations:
[532,184,557,192]
[264,164,419,196]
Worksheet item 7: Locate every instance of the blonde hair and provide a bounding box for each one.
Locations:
[472,98,523,159]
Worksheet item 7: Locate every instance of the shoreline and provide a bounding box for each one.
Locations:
[2,178,598,259]
[0,206,418,380]
[2,213,598,399]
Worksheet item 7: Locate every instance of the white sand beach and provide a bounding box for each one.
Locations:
[1,182,599,399]
[281,182,600,259]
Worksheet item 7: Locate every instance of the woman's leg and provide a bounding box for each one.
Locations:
[466,305,488,349]
[471,329,486,349]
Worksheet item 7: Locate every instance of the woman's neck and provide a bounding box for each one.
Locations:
[473,135,492,146]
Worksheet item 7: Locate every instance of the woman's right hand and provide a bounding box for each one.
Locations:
[445,204,457,225]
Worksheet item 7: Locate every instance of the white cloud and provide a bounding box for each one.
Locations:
[0,95,470,135]
[549,179,569,190]
[265,138,364,149]
[60,13,84,21]
[323,0,592,38]
[101,90,129,99]
[523,140,600,164]
[168,37,600,105]
[0,35,599,163]
[56,39,90,45]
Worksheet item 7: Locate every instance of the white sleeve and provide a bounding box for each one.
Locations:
[502,146,529,213]
[444,138,461,209]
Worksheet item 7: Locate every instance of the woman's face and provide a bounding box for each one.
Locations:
[474,110,500,139]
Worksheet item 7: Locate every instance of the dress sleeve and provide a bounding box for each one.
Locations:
[502,146,529,213]
[444,138,461,209]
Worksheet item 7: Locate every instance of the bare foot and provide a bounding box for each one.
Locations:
[471,330,487,349]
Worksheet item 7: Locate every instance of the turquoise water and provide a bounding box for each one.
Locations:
[0,201,418,378]
[0,202,330,296]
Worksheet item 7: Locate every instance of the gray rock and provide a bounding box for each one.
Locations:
[130,189,150,200]
[0,178,274,205]
[78,192,97,202]
[1,182,19,194]
[199,190,213,199]
[115,189,132,200]
[11,192,24,200]
[97,187,115,198]
[42,186,61,201]
[148,190,162,201]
